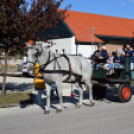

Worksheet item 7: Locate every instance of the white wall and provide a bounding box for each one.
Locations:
[77,45,95,58]
[38,37,73,54]
[71,36,76,55]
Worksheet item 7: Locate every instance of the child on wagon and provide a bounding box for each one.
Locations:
[103,51,115,70]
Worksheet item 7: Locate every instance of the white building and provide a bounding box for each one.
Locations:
[36,10,134,57]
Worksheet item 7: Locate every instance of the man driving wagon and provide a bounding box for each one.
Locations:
[89,43,109,70]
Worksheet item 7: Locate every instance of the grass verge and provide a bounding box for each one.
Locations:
[0,92,33,107]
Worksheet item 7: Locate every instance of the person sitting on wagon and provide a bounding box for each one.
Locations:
[125,47,134,70]
[89,43,109,70]
[123,43,134,70]
[104,49,124,70]
[123,43,131,55]
[114,49,125,68]
[103,51,115,70]
[107,51,115,63]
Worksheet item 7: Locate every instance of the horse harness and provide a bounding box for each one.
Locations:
[37,51,81,80]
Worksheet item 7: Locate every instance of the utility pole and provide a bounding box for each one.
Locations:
[90,27,95,52]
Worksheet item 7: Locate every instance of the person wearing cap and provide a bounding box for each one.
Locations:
[89,43,108,70]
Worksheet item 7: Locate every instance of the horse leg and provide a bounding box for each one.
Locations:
[88,82,95,106]
[75,81,83,108]
[44,84,50,114]
[55,82,63,113]
[83,79,95,106]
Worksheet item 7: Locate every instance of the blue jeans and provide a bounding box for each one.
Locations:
[37,84,58,108]
[107,63,121,69]
[92,63,103,70]
[51,83,58,97]
[37,84,58,98]
[37,90,45,109]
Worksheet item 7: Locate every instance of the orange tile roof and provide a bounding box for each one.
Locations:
[64,10,134,43]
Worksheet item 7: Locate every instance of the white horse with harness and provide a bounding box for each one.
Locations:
[26,42,95,114]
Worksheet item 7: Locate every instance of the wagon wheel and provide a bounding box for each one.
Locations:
[92,84,107,100]
[117,83,132,103]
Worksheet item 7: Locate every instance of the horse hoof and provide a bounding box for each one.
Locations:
[75,103,82,109]
[44,110,50,114]
[56,109,62,113]
[90,100,95,106]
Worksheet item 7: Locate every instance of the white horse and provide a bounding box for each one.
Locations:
[26,42,95,114]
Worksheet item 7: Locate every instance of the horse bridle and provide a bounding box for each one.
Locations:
[27,47,51,70]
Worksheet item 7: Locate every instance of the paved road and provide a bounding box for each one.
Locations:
[0,91,134,134]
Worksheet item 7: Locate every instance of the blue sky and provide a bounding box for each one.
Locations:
[26,0,134,19]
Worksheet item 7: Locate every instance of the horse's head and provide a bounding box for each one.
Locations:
[25,41,56,72]
[25,42,43,72]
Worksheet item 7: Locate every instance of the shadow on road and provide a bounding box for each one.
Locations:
[0,82,34,93]
[19,92,79,110]
[19,88,127,110]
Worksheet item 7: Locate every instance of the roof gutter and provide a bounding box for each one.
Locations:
[95,34,133,41]
[75,39,105,45]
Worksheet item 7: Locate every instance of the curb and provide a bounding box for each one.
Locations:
[0,103,38,109]
[0,104,20,108]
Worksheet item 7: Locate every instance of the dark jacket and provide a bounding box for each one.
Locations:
[114,55,124,64]
[124,49,131,55]
[92,49,109,63]
[126,50,134,63]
